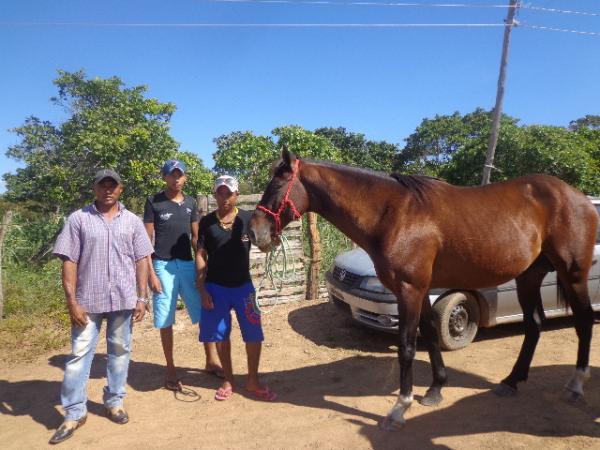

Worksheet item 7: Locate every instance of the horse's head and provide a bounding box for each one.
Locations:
[249,147,308,252]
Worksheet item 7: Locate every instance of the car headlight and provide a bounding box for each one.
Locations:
[360,277,391,294]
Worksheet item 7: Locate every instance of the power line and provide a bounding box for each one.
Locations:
[206,0,518,8]
[206,0,600,17]
[524,4,600,17]
[521,23,600,37]
[0,21,508,28]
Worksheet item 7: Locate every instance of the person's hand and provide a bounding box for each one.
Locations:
[200,289,214,310]
[68,303,88,328]
[133,301,146,322]
[149,273,163,293]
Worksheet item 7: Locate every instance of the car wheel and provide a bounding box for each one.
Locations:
[433,292,480,351]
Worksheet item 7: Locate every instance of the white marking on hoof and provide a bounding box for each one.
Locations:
[379,415,405,432]
[385,393,413,427]
[564,367,590,397]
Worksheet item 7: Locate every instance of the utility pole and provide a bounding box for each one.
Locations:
[481,0,519,185]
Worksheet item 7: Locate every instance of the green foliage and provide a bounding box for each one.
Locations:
[440,123,600,195]
[395,108,520,176]
[569,115,600,131]
[213,131,277,192]
[396,110,600,195]
[4,70,209,212]
[213,126,344,193]
[0,260,69,362]
[314,127,398,171]
[302,216,353,282]
[2,211,63,264]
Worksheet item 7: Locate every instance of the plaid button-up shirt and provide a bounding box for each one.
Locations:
[53,202,154,313]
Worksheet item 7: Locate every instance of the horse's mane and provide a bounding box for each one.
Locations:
[389,173,446,202]
[301,158,447,202]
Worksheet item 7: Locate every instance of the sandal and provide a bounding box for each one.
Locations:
[164,378,201,402]
[214,386,234,401]
[164,379,183,392]
[247,386,277,402]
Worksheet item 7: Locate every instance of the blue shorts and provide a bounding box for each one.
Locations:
[152,259,202,329]
[200,282,264,343]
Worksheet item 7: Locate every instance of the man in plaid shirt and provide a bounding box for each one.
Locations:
[49,169,153,445]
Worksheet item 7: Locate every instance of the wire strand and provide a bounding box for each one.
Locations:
[521,23,600,37]
[523,4,600,17]
[0,21,508,28]
[206,0,517,7]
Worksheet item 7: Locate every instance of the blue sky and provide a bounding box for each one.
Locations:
[1,1,599,191]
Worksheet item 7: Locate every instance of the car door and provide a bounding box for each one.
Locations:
[590,203,600,306]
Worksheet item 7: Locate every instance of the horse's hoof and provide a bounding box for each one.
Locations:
[493,383,517,397]
[378,416,404,432]
[419,389,443,407]
[562,389,583,403]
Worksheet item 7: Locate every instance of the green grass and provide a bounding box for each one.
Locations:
[302,216,354,281]
[0,259,70,362]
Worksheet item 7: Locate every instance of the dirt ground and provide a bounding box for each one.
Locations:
[1,298,599,450]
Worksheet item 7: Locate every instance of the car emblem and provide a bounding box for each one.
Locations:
[337,269,346,281]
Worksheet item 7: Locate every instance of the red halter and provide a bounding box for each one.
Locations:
[256,159,303,237]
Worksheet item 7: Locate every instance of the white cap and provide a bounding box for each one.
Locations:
[214,175,239,193]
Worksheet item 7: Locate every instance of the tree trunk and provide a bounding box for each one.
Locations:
[305,212,321,301]
[0,210,14,321]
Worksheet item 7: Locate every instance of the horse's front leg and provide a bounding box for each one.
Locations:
[380,281,427,431]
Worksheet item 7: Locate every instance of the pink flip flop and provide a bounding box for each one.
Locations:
[247,386,277,402]
[214,386,234,401]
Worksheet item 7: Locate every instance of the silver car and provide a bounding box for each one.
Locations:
[326,198,600,350]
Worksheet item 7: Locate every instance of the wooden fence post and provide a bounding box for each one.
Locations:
[0,210,14,321]
[305,212,321,301]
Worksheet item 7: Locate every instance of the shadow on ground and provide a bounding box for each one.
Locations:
[2,355,598,448]
[288,300,598,352]
[2,301,598,447]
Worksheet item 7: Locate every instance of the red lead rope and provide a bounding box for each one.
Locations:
[257,160,302,237]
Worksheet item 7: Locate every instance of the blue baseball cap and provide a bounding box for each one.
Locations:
[161,159,187,175]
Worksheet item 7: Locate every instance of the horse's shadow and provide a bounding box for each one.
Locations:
[4,354,599,444]
[3,301,599,445]
[290,301,598,352]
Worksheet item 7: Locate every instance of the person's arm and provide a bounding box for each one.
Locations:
[144,222,162,293]
[195,246,213,309]
[195,217,213,309]
[61,258,88,327]
[133,256,149,322]
[191,221,199,258]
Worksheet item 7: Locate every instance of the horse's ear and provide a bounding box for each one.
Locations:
[281,145,296,170]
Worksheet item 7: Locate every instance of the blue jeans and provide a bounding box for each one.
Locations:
[61,310,133,420]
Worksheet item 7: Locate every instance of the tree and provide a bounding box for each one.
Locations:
[569,115,600,131]
[212,126,343,193]
[441,124,600,195]
[314,127,398,172]
[272,125,341,162]
[212,131,277,193]
[4,70,210,212]
[395,108,519,176]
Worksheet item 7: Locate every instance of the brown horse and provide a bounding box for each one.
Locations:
[249,149,598,431]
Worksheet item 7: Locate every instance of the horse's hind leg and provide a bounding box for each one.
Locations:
[418,297,447,406]
[558,275,593,402]
[495,268,546,397]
